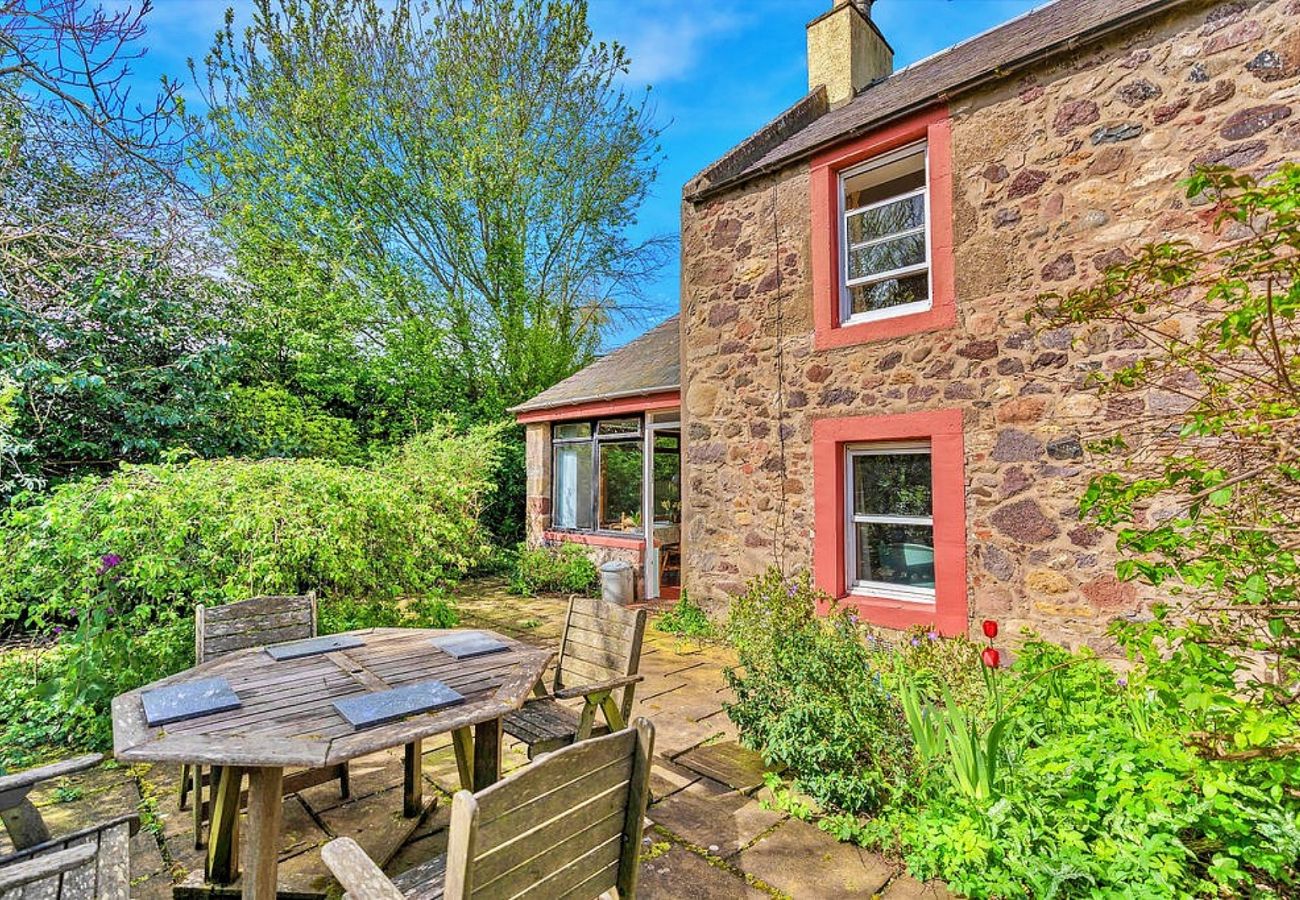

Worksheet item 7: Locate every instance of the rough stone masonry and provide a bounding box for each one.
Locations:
[679,0,1300,651]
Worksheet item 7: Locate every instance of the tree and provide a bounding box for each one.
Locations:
[194,0,668,427]
[1037,164,1300,723]
[1,1,235,495]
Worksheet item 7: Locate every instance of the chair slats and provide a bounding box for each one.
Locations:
[197,592,316,663]
[473,786,628,893]
[321,721,655,900]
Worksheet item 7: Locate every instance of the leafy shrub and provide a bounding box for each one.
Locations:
[223,383,364,464]
[858,626,1300,898]
[723,568,913,815]
[509,541,598,596]
[655,593,714,639]
[0,423,501,631]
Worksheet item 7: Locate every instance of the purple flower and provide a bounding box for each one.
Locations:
[53,626,63,636]
[1116,676,1128,688]
[848,613,859,626]
[910,637,921,647]
[97,553,122,575]
[927,630,939,641]
[106,607,116,616]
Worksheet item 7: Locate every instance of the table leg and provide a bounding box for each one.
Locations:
[472,717,502,791]
[451,727,474,791]
[206,766,243,885]
[403,741,423,818]
[243,766,284,900]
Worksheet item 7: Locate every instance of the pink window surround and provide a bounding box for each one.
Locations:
[543,530,645,558]
[810,104,956,350]
[812,408,968,635]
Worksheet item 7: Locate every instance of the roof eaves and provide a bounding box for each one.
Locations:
[508,383,681,416]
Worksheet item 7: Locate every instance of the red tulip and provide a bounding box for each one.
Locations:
[982,619,998,639]
[981,647,1001,669]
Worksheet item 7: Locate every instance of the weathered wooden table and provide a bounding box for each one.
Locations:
[111,627,552,899]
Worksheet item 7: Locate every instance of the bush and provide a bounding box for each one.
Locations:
[723,568,914,815]
[655,593,714,639]
[509,541,599,596]
[0,423,501,631]
[859,625,1300,897]
[0,424,498,759]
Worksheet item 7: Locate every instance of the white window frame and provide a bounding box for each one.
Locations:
[838,140,932,327]
[844,441,936,604]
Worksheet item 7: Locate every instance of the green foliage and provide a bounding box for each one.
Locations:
[222,384,364,464]
[509,542,599,596]
[0,424,501,631]
[655,593,714,639]
[723,568,914,815]
[1,259,236,497]
[1036,163,1300,705]
[862,633,1300,897]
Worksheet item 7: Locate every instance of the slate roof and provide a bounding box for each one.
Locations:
[511,315,680,415]
[686,0,1184,199]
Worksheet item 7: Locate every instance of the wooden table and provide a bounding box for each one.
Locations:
[111,627,552,899]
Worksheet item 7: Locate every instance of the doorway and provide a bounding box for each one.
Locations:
[643,411,681,600]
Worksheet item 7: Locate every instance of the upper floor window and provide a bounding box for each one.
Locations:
[840,141,930,325]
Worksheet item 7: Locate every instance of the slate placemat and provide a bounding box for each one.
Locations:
[266,634,365,660]
[430,631,510,660]
[142,676,242,727]
[333,679,466,728]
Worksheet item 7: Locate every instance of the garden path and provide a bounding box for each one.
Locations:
[4,579,951,898]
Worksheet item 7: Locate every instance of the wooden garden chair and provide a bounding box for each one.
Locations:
[503,596,647,759]
[322,718,654,900]
[0,753,139,899]
[179,591,350,847]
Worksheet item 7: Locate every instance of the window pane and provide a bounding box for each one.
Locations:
[847,232,926,281]
[853,452,932,517]
[855,522,935,588]
[597,417,640,436]
[599,441,643,532]
[554,423,591,440]
[553,443,594,529]
[848,272,929,316]
[847,193,924,245]
[843,148,926,209]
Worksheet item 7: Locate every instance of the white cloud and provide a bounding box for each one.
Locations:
[589,0,750,84]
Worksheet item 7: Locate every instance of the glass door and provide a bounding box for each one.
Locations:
[643,411,682,600]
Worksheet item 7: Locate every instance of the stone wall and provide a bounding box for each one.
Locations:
[679,0,1300,650]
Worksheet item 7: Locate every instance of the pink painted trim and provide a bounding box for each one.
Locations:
[810,105,956,350]
[544,530,646,555]
[514,391,680,424]
[812,408,968,635]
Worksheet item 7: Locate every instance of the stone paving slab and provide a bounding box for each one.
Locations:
[648,777,786,858]
[639,846,768,899]
[677,740,779,794]
[734,818,897,899]
[648,757,703,803]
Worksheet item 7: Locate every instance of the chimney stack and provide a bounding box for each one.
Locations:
[807,0,893,108]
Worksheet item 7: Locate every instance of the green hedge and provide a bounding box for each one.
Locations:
[0,424,500,631]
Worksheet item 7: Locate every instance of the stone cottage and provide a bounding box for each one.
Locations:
[513,0,1300,649]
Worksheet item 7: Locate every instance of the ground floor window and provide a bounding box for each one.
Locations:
[812,408,967,634]
[847,442,935,602]
[552,416,644,534]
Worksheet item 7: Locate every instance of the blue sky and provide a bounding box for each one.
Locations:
[129,0,1043,347]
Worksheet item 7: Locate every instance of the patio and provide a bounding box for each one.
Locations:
[5,580,948,899]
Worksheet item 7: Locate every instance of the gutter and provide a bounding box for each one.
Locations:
[507,383,681,416]
[687,0,1188,202]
